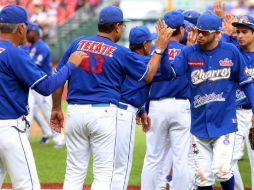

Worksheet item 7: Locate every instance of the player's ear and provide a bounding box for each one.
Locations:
[16,23,27,35]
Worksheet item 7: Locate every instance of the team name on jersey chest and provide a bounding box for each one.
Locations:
[191,68,231,85]
[78,40,117,57]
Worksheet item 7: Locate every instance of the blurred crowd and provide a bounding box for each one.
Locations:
[0,0,102,34]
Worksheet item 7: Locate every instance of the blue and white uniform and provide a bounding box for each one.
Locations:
[56,34,153,190]
[141,40,192,190]
[0,36,76,189]
[111,47,175,190]
[173,40,253,187]
[26,34,65,147]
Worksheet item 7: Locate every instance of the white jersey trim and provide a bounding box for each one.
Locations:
[239,78,253,86]
[30,75,47,89]
[138,66,149,82]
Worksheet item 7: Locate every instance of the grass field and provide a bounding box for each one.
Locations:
[4,125,252,188]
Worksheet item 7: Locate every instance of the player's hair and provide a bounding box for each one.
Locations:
[172,25,184,37]
[98,22,123,33]
[0,23,18,33]
[129,43,144,51]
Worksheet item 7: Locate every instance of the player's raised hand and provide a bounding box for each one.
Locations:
[68,51,88,67]
[141,112,151,133]
[214,0,225,18]
[155,19,175,52]
[187,25,198,45]
[222,13,237,36]
[50,108,64,133]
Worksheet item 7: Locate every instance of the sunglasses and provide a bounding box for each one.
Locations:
[196,29,216,36]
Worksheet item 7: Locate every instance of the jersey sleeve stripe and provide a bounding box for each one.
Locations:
[138,66,149,82]
[239,78,253,86]
[30,75,47,89]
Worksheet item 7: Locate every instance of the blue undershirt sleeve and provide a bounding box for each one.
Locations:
[33,62,76,96]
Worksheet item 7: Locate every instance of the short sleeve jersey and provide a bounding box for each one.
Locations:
[0,40,46,119]
[173,41,252,138]
[56,36,149,105]
[149,40,190,100]
[28,39,52,76]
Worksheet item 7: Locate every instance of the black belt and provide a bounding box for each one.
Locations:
[236,105,252,110]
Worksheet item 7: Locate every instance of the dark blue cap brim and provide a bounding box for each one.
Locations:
[232,22,254,30]
[123,18,131,22]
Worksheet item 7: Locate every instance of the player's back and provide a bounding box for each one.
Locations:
[56,35,148,105]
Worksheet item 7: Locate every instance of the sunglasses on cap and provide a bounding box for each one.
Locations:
[237,16,254,26]
[196,28,216,36]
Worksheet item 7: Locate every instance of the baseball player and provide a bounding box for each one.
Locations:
[111,25,175,190]
[0,4,85,189]
[141,11,192,190]
[50,5,175,190]
[172,12,254,190]
[230,15,254,190]
[26,22,65,148]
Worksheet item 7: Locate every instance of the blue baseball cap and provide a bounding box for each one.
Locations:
[0,5,28,24]
[27,22,41,34]
[182,9,200,25]
[164,11,184,29]
[182,20,195,42]
[232,15,254,30]
[129,26,157,45]
[99,6,130,24]
[196,12,223,31]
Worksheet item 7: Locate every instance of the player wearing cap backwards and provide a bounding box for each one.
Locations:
[111,25,175,190]
[25,22,65,148]
[51,5,175,190]
[223,15,254,190]
[0,4,85,189]
[172,12,254,190]
[141,11,193,190]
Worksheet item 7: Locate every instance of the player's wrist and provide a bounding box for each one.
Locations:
[154,48,164,55]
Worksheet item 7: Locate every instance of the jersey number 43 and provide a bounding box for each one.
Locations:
[80,52,104,74]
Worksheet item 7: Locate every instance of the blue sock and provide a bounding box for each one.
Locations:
[220,176,234,190]
[198,186,213,190]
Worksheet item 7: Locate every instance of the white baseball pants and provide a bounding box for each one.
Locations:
[0,117,40,190]
[111,103,138,190]
[141,98,191,190]
[27,90,65,144]
[63,104,117,190]
[193,133,235,187]
[233,109,254,190]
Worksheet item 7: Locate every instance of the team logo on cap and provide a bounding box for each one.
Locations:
[238,16,250,24]
[0,48,5,54]
[219,58,233,67]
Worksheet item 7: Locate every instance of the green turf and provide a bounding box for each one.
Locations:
[4,126,252,187]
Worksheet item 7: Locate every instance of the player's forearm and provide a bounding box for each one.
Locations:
[144,53,163,83]
[52,85,64,110]
[33,62,75,96]
[243,82,254,113]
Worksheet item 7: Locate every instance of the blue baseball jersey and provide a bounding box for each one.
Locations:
[120,51,174,108]
[28,39,52,76]
[56,36,149,105]
[236,51,254,107]
[0,40,46,119]
[149,40,190,100]
[173,41,252,138]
